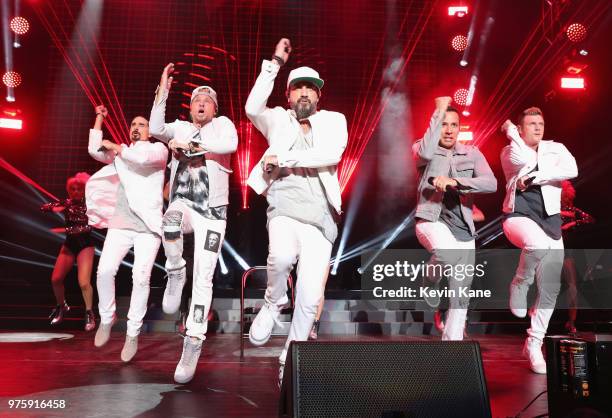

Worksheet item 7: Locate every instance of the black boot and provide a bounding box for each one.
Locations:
[49,302,70,325]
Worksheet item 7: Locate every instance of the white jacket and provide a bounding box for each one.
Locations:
[149,89,238,207]
[501,124,578,215]
[245,60,348,215]
[85,129,168,235]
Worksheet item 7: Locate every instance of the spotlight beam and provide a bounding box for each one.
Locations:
[0,255,55,269]
[331,177,366,275]
[0,239,57,261]
[340,0,439,191]
[222,240,250,271]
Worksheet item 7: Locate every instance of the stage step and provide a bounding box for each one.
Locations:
[1,297,611,336]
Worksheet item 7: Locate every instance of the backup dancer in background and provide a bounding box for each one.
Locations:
[559,179,594,334]
[41,172,95,331]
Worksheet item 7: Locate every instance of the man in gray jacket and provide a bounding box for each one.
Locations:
[412,96,497,340]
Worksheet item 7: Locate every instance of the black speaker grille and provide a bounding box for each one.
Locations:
[291,341,489,418]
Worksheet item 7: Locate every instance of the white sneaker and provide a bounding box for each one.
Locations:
[509,280,529,318]
[94,317,116,347]
[523,336,546,374]
[121,335,138,363]
[249,303,281,346]
[163,267,186,314]
[174,336,203,384]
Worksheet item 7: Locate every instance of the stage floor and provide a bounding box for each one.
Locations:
[0,332,547,417]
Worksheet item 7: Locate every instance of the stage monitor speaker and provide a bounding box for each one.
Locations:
[546,334,612,418]
[279,340,491,418]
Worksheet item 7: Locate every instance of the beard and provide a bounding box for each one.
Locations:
[130,131,141,142]
[291,100,316,120]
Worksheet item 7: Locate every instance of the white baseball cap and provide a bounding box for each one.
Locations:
[191,85,218,108]
[286,67,324,91]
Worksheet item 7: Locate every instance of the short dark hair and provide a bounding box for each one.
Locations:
[131,115,149,125]
[446,106,460,117]
[518,107,543,126]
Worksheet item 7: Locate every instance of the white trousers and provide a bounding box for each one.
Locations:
[162,200,226,340]
[415,220,475,341]
[265,216,332,365]
[97,228,161,337]
[503,216,564,341]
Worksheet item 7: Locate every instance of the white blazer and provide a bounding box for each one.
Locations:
[245,60,348,215]
[149,90,238,207]
[85,129,168,235]
[501,124,578,215]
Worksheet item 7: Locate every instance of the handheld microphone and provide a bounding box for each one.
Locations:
[523,176,535,187]
[428,177,458,192]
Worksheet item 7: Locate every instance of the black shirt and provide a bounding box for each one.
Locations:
[506,180,562,240]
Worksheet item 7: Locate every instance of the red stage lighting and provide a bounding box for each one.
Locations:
[453,88,469,106]
[0,118,23,130]
[566,23,586,43]
[451,35,468,52]
[458,131,473,141]
[448,6,468,17]
[0,108,22,130]
[561,77,585,89]
[566,62,588,75]
[2,71,22,88]
[10,17,29,35]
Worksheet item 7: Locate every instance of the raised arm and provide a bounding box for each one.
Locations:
[501,119,537,170]
[88,105,116,164]
[149,63,177,142]
[245,38,292,139]
[412,96,450,166]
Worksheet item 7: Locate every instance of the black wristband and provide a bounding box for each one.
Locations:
[272,55,285,66]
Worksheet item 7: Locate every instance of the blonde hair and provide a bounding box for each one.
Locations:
[66,172,90,191]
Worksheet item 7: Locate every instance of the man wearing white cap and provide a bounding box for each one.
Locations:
[149,64,238,383]
[245,38,348,386]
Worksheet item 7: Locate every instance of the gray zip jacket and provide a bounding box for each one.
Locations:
[412,109,497,237]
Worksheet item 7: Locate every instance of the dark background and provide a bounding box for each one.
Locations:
[1,0,610,298]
